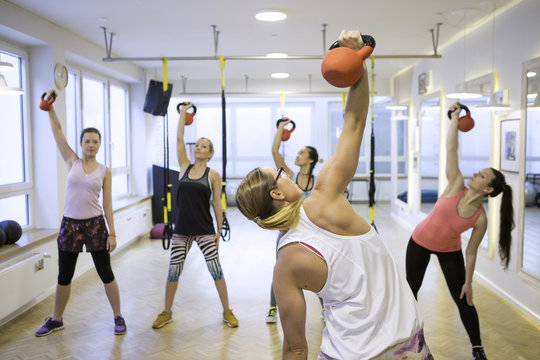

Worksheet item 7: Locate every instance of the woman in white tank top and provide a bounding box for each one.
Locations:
[236,31,432,359]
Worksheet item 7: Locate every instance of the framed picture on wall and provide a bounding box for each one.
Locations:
[500,119,520,172]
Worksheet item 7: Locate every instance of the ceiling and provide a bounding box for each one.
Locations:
[7,0,517,87]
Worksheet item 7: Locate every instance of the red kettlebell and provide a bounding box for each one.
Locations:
[276,118,296,141]
[447,104,475,132]
[321,34,376,88]
[177,102,197,125]
[39,91,56,111]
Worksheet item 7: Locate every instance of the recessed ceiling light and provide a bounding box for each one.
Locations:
[255,10,287,22]
[266,53,288,58]
[99,16,108,22]
[527,71,537,78]
[271,72,289,79]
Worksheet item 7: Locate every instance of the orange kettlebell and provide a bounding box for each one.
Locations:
[276,118,296,141]
[447,104,475,132]
[321,34,376,88]
[177,102,197,125]
[39,91,56,111]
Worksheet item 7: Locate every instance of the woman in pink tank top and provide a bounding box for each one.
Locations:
[35,89,126,337]
[405,102,515,360]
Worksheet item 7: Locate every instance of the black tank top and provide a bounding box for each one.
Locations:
[174,165,215,235]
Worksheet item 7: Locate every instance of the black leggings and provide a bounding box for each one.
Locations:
[405,238,482,347]
[58,250,115,285]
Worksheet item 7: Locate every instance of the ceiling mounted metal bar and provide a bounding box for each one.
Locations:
[102,54,440,62]
[101,26,115,59]
[101,24,442,62]
[430,23,442,56]
[321,24,327,55]
[211,25,220,57]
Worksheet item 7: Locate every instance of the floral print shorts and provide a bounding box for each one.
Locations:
[57,215,109,253]
[318,329,434,360]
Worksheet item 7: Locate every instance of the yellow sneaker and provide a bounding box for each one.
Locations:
[223,309,239,328]
[152,311,173,329]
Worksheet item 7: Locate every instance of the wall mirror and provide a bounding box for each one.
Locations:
[523,62,540,278]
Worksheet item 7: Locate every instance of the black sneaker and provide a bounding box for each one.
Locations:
[472,347,488,360]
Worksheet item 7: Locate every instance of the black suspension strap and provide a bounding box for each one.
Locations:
[161,57,173,250]
[220,56,231,241]
[369,55,378,233]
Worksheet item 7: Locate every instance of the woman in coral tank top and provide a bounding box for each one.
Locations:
[406,102,515,360]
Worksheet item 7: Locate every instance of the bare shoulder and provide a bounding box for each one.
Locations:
[208,168,221,180]
[276,242,327,292]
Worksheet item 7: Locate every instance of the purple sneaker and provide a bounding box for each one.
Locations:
[35,317,64,337]
[114,316,127,335]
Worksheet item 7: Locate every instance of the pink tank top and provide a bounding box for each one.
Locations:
[63,159,106,220]
[412,189,483,252]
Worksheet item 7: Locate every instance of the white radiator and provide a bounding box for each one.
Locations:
[0,252,49,321]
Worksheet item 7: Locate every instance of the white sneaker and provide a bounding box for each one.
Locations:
[265,307,277,324]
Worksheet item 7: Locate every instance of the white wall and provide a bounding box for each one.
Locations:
[393,0,540,325]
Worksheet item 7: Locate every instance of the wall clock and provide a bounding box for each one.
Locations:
[54,63,68,90]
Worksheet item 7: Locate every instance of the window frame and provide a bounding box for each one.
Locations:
[0,41,33,228]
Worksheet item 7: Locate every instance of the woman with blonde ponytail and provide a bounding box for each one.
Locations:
[236,30,432,360]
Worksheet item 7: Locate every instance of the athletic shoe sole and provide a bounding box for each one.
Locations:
[152,319,173,329]
[35,325,64,337]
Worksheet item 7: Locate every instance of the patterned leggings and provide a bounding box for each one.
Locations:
[167,233,224,282]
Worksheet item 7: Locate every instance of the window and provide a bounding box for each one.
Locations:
[0,48,30,227]
[66,68,131,198]
[153,97,314,179]
[329,98,395,176]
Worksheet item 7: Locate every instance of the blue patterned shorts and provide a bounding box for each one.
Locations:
[57,215,109,253]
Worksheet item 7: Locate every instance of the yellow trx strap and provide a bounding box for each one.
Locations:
[369,55,376,225]
[341,92,346,110]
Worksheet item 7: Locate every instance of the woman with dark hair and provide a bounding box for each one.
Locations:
[405,102,514,360]
[265,120,321,324]
[151,102,238,329]
[36,90,126,336]
[236,30,432,360]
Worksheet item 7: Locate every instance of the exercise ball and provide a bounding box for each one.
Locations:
[0,229,6,247]
[150,223,166,239]
[0,220,22,244]
[524,181,537,207]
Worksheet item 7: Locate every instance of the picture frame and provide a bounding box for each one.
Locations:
[500,119,520,173]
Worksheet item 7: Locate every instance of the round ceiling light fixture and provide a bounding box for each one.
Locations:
[255,10,287,22]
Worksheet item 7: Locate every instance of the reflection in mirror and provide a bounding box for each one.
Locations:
[523,66,540,278]
[392,103,409,207]
[456,97,491,248]
[419,95,440,214]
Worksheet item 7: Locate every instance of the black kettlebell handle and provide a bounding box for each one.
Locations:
[447,103,470,119]
[41,92,57,101]
[276,118,296,130]
[176,102,197,114]
[328,34,376,51]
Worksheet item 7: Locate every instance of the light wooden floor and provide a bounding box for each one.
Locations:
[0,204,539,360]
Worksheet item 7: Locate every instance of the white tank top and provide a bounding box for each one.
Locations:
[278,206,423,359]
[63,159,106,219]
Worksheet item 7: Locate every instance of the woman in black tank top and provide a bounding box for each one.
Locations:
[151,102,238,330]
